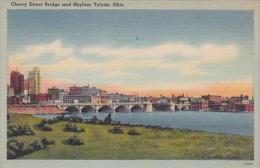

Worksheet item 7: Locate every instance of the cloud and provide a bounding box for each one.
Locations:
[9,40,251,96]
[9,40,239,82]
[10,40,73,65]
[81,42,238,61]
[81,42,239,76]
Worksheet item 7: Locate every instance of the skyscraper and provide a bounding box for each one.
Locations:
[10,71,24,95]
[27,66,41,94]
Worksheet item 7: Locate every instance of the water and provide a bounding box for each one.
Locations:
[34,111,254,136]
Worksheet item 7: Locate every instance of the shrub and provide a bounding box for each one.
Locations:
[41,138,55,146]
[7,139,48,159]
[7,139,23,159]
[36,123,52,131]
[108,126,124,134]
[63,123,85,132]
[65,135,85,145]
[127,128,141,136]
[8,124,35,137]
[29,141,44,150]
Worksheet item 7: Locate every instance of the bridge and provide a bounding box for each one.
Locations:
[57,102,190,113]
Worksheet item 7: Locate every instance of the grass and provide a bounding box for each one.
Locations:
[8,113,254,160]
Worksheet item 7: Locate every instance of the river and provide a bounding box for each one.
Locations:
[34,111,254,136]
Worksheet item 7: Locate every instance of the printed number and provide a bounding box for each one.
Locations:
[244,162,253,166]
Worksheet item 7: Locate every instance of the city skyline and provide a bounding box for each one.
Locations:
[8,10,254,96]
[8,67,253,100]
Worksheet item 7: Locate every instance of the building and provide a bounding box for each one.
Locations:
[69,86,82,95]
[7,96,24,105]
[202,95,222,111]
[63,94,91,103]
[7,85,15,96]
[107,93,129,103]
[29,93,52,103]
[219,103,228,112]
[10,71,24,95]
[100,95,111,103]
[28,66,40,94]
[25,78,35,95]
[227,102,254,112]
[48,87,62,100]
[190,98,209,111]
[176,96,190,110]
[69,85,107,97]
[63,85,107,103]
[81,86,107,97]
[227,95,254,112]
[89,87,106,96]
[91,96,102,104]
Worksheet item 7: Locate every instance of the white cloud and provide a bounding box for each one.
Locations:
[80,42,238,76]
[10,40,73,65]
[81,42,238,61]
[9,40,239,78]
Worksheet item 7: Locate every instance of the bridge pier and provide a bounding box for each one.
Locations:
[145,102,153,112]
[170,102,175,112]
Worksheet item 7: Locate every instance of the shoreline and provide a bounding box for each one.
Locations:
[7,105,66,114]
[30,113,254,137]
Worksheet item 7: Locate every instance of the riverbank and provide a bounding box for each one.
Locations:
[8,113,253,160]
[8,105,66,114]
[35,111,254,136]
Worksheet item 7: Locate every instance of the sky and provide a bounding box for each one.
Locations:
[8,10,254,96]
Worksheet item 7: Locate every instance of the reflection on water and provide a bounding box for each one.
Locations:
[34,111,254,136]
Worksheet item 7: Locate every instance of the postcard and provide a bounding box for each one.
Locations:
[0,0,260,168]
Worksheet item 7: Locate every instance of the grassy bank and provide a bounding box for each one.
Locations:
[8,113,253,160]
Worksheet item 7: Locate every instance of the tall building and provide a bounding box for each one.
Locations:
[27,66,40,94]
[10,71,24,95]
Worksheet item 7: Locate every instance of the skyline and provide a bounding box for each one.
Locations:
[8,10,254,96]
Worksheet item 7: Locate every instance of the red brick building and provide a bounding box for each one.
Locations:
[228,102,254,112]
[202,95,222,111]
[69,86,82,95]
[190,98,209,111]
[7,96,23,105]
[30,94,52,103]
[10,71,24,95]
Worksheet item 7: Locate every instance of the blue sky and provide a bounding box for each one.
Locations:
[8,10,254,95]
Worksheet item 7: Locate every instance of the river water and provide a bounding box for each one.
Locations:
[34,111,254,136]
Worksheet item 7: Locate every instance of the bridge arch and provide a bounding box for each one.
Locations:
[65,106,79,113]
[81,106,95,113]
[131,105,143,112]
[98,105,113,113]
[115,105,128,112]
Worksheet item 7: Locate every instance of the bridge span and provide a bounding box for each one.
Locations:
[57,102,190,113]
